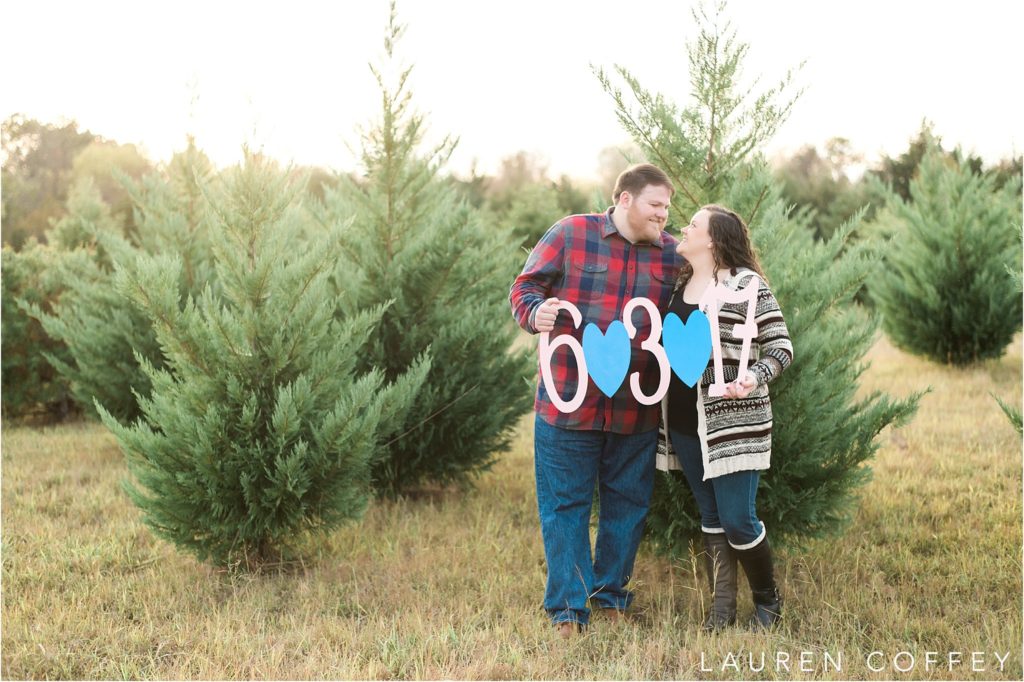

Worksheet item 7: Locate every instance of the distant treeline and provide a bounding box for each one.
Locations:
[5,115,1020,254]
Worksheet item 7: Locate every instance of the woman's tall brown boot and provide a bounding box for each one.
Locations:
[735,536,782,628]
[701,532,737,631]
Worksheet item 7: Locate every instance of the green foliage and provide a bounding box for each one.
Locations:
[868,121,944,203]
[98,152,428,567]
[70,139,152,235]
[1,240,75,419]
[317,5,534,496]
[869,146,1023,366]
[11,178,129,420]
[490,180,565,252]
[48,176,122,254]
[599,0,920,552]
[595,0,802,222]
[773,138,874,241]
[992,393,1023,435]
[2,115,95,249]
[30,140,217,422]
[451,151,592,252]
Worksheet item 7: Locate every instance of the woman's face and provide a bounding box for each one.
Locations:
[676,209,713,257]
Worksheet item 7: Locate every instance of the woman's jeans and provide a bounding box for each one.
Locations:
[534,415,657,626]
[669,430,766,549]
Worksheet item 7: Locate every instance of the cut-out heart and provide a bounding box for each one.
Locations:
[662,310,712,388]
[581,320,631,397]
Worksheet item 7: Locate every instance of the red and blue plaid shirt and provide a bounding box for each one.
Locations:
[510,209,682,433]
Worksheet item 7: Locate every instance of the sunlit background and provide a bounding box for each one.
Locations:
[4,0,1021,180]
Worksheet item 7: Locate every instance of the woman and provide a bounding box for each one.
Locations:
[658,204,793,631]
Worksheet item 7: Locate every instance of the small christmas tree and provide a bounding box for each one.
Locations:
[869,145,1023,365]
[98,152,428,567]
[316,4,533,496]
[598,0,920,551]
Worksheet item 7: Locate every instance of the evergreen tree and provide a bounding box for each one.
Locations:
[48,176,122,253]
[596,0,802,222]
[1,239,74,418]
[316,4,533,496]
[98,152,429,567]
[4,178,116,420]
[869,145,1022,365]
[773,139,873,241]
[597,0,920,552]
[29,140,216,421]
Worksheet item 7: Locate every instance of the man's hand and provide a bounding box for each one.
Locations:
[533,297,561,333]
[723,371,758,399]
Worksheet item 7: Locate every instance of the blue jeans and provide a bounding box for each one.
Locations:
[669,430,766,549]
[533,415,657,625]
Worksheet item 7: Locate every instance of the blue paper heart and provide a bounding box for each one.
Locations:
[582,320,631,397]
[662,310,712,388]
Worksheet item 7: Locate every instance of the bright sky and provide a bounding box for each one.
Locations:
[4,0,1021,182]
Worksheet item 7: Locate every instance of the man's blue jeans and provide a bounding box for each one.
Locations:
[533,415,657,626]
[669,430,766,548]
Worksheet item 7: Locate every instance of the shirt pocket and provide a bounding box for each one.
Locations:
[570,259,610,305]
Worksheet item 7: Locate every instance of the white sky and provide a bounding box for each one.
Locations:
[3,0,1021,182]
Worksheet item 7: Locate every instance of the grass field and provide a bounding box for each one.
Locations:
[2,335,1021,680]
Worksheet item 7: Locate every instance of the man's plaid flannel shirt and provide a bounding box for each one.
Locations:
[509,209,681,434]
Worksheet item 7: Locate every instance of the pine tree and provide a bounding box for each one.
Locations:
[30,140,216,421]
[1,239,74,418]
[596,0,802,222]
[316,4,534,495]
[598,0,920,552]
[6,177,128,420]
[98,152,429,567]
[869,145,1023,365]
[48,176,122,253]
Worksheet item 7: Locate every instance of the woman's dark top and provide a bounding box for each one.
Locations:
[666,296,705,436]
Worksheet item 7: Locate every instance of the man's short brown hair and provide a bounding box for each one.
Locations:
[613,163,674,202]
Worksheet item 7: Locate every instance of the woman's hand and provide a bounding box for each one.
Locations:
[724,371,758,399]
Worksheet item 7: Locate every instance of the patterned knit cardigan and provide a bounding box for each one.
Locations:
[656,268,793,479]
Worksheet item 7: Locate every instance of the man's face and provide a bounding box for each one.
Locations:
[623,184,672,243]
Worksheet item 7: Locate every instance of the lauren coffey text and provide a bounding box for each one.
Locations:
[699,650,1014,675]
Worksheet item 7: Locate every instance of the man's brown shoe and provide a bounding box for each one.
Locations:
[601,608,626,624]
[555,621,579,639]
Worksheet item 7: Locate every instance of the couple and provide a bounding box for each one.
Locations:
[508,163,793,638]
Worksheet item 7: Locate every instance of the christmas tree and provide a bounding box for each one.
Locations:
[98,152,429,567]
[315,4,534,496]
[869,145,1022,365]
[598,0,920,551]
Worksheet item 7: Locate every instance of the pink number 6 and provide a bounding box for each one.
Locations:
[538,301,589,413]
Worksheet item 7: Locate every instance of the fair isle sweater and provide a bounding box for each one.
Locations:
[657,268,793,480]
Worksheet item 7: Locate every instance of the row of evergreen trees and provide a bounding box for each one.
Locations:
[6,6,533,566]
[2,1,1019,567]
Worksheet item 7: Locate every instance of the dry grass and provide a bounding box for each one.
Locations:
[2,334,1021,680]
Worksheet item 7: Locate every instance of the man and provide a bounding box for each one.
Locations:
[509,163,682,637]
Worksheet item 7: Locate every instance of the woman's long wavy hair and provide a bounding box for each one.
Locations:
[676,204,767,291]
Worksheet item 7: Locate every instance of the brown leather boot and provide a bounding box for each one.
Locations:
[735,536,782,628]
[701,532,738,631]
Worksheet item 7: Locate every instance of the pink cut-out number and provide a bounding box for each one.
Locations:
[538,300,588,413]
[622,297,670,405]
[700,275,760,398]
